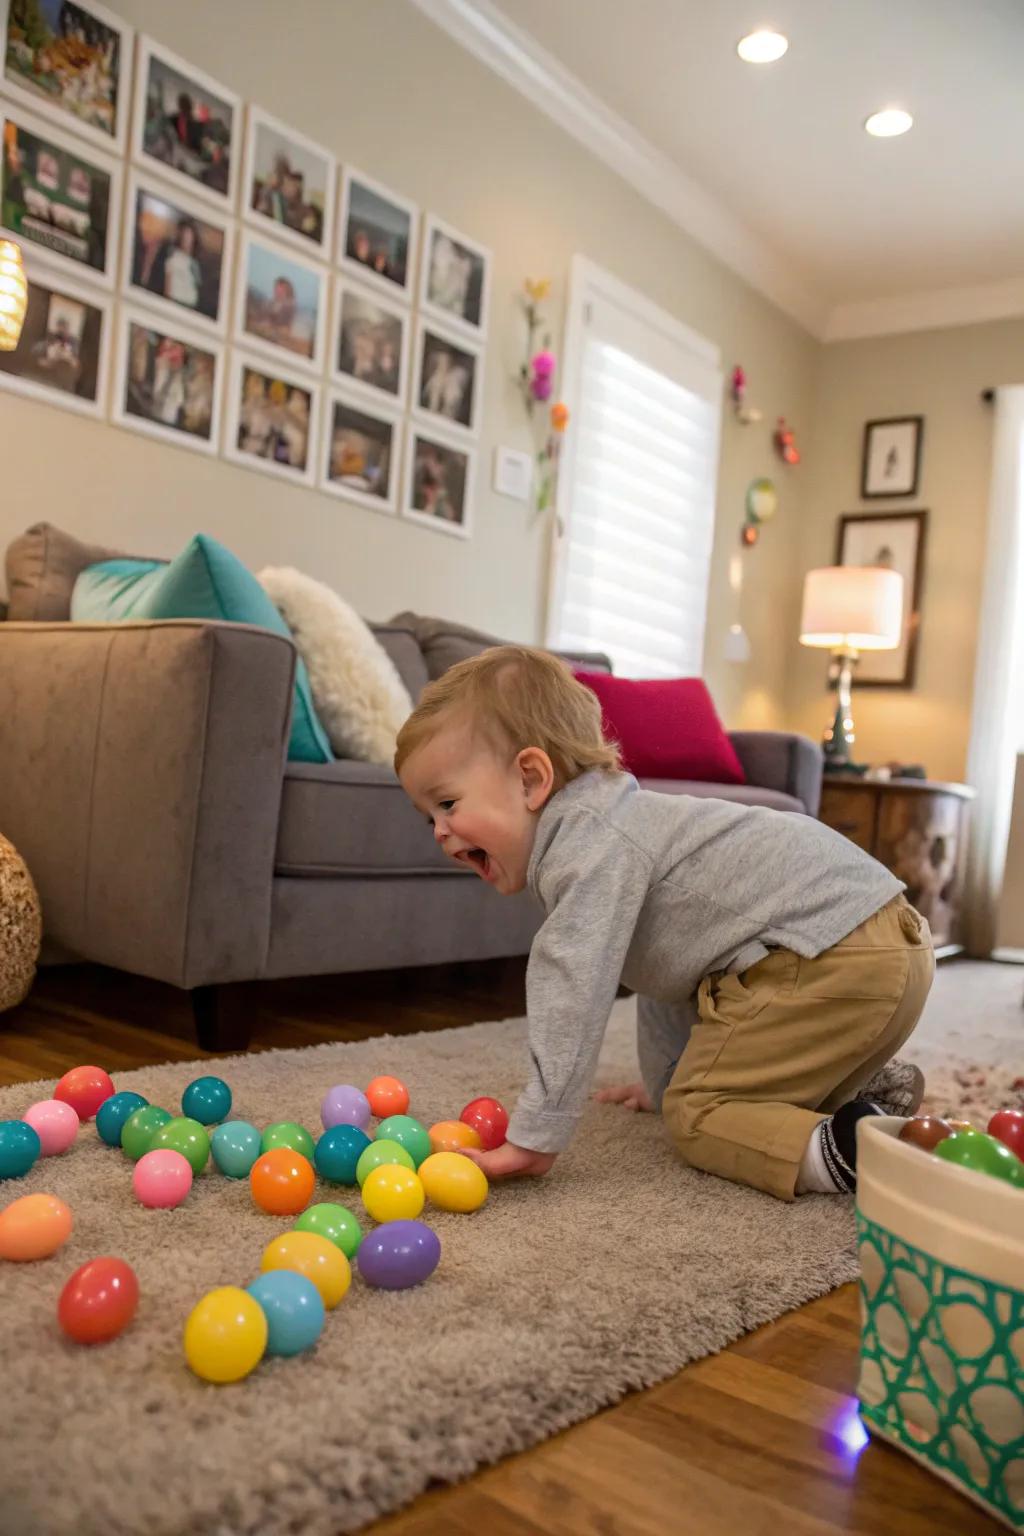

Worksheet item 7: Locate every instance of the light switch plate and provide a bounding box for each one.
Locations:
[493,446,533,502]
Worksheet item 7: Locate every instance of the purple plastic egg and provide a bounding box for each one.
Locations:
[320,1084,371,1132]
[356,1219,441,1290]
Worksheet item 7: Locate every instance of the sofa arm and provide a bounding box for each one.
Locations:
[0,620,295,987]
[728,730,823,816]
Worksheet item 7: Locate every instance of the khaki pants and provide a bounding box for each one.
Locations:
[661,895,935,1201]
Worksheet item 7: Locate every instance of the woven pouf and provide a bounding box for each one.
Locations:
[0,833,42,1011]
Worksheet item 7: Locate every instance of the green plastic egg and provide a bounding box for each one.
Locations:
[121,1105,173,1162]
[295,1202,363,1259]
[150,1116,210,1175]
[261,1121,315,1160]
[375,1115,432,1168]
[356,1138,415,1186]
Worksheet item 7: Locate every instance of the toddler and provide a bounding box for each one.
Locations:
[395,646,934,1200]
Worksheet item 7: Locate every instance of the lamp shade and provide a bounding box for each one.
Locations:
[0,239,27,352]
[799,565,903,651]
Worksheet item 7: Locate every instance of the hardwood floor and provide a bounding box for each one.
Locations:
[1,962,1003,1535]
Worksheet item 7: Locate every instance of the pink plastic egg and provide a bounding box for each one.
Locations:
[132,1148,193,1209]
[22,1099,80,1156]
[0,1192,73,1261]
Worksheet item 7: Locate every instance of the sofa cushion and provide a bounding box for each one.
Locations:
[369,624,429,702]
[639,779,805,814]
[389,610,613,679]
[5,522,142,622]
[71,535,332,764]
[575,671,746,784]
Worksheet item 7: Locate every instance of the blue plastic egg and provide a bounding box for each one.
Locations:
[315,1124,371,1185]
[210,1120,262,1179]
[0,1120,42,1180]
[357,1219,441,1290]
[182,1076,232,1126]
[96,1091,149,1148]
[247,1270,325,1356]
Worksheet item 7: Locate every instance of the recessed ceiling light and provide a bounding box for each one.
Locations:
[736,30,789,64]
[865,108,913,138]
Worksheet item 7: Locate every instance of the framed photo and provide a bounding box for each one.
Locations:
[0,0,133,153]
[132,36,238,208]
[122,172,233,335]
[0,259,109,417]
[0,102,120,286]
[320,389,401,516]
[234,230,327,374]
[337,167,417,301]
[242,105,335,258]
[420,214,490,338]
[836,510,928,687]
[861,416,923,499]
[403,425,474,540]
[413,318,480,437]
[111,305,222,457]
[223,350,319,488]
[332,276,408,406]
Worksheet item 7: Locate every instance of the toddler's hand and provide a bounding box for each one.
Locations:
[461,1141,557,1180]
[593,1081,654,1112]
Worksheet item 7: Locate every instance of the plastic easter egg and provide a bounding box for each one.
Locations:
[374,1114,431,1168]
[460,1096,508,1151]
[23,1098,80,1155]
[428,1119,482,1155]
[247,1270,325,1357]
[935,1131,1024,1187]
[897,1116,952,1152]
[184,1286,267,1382]
[95,1092,147,1148]
[211,1120,262,1179]
[988,1109,1024,1160]
[365,1075,409,1118]
[946,1120,979,1135]
[0,1193,72,1261]
[419,1151,489,1213]
[181,1076,232,1126]
[261,1121,316,1160]
[357,1219,441,1290]
[320,1085,371,1132]
[250,1148,315,1216]
[121,1105,172,1162]
[150,1117,210,1175]
[133,1148,193,1209]
[0,1120,41,1180]
[58,1257,139,1343]
[54,1065,115,1121]
[261,1230,351,1309]
[315,1124,371,1185]
[296,1202,363,1259]
[362,1164,425,1223]
[356,1138,415,1186]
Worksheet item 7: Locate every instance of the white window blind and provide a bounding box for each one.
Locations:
[548,261,722,678]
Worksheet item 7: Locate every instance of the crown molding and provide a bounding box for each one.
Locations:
[824,275,1024,343]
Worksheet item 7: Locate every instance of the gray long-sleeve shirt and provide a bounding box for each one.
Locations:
[507,770,903,1154]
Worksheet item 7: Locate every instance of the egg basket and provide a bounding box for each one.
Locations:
[856,1116,1024,1530]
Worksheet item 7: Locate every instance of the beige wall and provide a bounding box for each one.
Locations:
[789,318,1024,782]
[0,0,818,731]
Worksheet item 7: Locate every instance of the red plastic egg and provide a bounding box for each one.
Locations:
[58,1256,139,1343]
[54,1066,115,1122]
[988,1109,1024,1160]
[898,1116,953,1152]
[460,1096,509,1151]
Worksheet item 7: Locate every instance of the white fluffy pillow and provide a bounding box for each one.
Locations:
[258,566,413,765]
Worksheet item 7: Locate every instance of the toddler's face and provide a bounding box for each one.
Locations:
[399,723,551,895]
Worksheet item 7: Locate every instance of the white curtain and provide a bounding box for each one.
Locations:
[965,385,1024,955]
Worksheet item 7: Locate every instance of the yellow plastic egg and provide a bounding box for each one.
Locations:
[428,1119,483,1155]
[183,1286,268,1383]
[0,1192,73,1261]
[261,1230,351,1309]
[418,1151,489,1213]
[361,1163,425,1223]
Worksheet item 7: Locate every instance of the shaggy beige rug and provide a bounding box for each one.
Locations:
[0,964,1020,1536]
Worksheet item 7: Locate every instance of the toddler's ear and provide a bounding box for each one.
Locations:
[517,746,554,810]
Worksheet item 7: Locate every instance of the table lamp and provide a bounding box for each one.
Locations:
[799,565,903,771]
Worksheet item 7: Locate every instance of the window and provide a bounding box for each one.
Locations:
[546,257,722,677]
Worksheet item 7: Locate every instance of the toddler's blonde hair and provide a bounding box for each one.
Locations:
[394,645,621,785]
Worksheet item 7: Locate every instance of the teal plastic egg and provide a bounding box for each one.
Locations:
[96,1092,149,1148]
[211,1121,262,1179]
[182,1076,232,1126]
[0,1120,41,1180]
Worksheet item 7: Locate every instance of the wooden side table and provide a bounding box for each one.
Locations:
[818,777,976,958]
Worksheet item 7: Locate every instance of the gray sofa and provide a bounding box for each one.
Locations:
[0,525,822,1050]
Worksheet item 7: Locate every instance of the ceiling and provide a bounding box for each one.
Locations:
[422,0,1024,337]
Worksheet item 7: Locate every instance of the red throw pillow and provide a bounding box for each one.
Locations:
[574,671,746,784]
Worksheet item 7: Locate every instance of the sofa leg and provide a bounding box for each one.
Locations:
[191,984,253,1053]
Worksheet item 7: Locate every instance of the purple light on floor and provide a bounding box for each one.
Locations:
[831,1399,870,1457]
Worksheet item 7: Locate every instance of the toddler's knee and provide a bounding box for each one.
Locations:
[662,1088,713,1170]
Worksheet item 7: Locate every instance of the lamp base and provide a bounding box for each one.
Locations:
[822,649,864,772]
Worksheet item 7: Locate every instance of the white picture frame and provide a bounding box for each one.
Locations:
[337,165,418,303]
[331,275,409,408]
[319,387,402,517]
[403,424,475,540]
[0,258,111,418]
[0,0,134,154]
[222,348,320,489]
[121,170,234,337]
[233,228,327,376]
[131,35,240,210]
[242,104,336,261]
[0,100,121,289]
[412,316,481,439]
[419,213,490,339]
[110,304,224,458]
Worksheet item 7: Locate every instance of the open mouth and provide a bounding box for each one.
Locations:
[464,848,491,879]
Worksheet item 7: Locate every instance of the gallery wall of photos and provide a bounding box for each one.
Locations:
[0,0,491,539]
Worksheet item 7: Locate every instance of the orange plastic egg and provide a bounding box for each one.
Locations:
[428,1119,483,1155]
[250,1148,315,1216]
[365,1076,410,1118]
[0,1193,73,1261]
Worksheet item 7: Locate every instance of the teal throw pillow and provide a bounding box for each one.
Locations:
[71,534,332,764]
